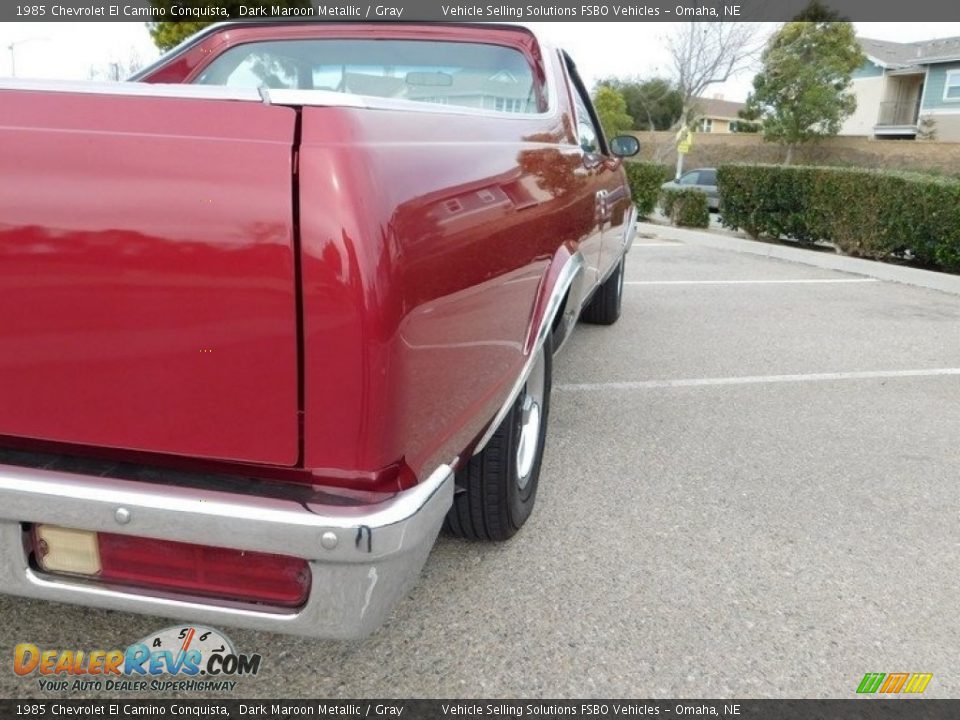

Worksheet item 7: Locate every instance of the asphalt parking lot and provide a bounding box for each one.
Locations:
[4,229,959,699]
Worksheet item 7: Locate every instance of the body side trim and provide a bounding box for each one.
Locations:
[0,77,262,101]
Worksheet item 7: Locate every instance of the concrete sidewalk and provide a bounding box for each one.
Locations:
[637,220,960,297]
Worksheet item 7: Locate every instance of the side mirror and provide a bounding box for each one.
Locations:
[609,135,640,158]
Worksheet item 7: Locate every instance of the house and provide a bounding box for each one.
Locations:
[692,95,757,134]
[842,36,960,140]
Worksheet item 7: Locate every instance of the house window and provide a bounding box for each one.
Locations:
[699,118,713,133]
[945,70,960,101]
[494,97,526,113]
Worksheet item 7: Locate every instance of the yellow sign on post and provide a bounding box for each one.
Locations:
[675,126,694,178]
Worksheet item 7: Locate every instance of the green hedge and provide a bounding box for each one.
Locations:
[624,162,672,217]
[660,188,710,228]
[717,164,960,271]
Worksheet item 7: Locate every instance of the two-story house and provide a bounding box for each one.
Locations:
[842,36,960,141]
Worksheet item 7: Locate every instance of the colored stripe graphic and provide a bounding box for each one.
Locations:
[903,673,934,694]
[856,672,933,694]
[857,673,886,694]
[880,673,909,693]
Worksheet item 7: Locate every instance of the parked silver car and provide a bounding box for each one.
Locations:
[661,167,720,211]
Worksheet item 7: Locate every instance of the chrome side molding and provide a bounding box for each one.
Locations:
[0,77,263,102]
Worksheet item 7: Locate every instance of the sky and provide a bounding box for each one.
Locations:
[2,21,960,101]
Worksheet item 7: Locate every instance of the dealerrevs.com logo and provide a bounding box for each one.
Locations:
[14,625,261,693]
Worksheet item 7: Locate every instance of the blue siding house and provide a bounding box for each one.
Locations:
[843,37,960,141]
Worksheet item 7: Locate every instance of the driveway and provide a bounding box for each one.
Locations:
[4,230,959,699]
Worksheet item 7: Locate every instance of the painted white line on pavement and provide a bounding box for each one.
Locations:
[631,242,685,247]
[624,278,878,285]
[557,368,960,393]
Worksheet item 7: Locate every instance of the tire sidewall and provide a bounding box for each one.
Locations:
[613,257,624,316]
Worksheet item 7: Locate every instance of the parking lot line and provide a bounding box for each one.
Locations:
[624,278,878,286]
[557,368,960,392]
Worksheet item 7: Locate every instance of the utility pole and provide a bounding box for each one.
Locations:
[675,125,693,180]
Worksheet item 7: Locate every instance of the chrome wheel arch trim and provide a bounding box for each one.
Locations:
[472,251,584,456]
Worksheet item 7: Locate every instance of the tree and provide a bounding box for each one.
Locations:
[744,21,864,163]
[592,86,634,139]
[596,76,683,131]
[734,105,762,133]
[917,116,938,141]
[658,22,760,167]
[147,0,312,51]
[666,22,760,131]
[88,48,145,81]
[792,0,846,22]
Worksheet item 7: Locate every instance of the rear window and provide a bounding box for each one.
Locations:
[194,39,544,113]
[699,169,717,185]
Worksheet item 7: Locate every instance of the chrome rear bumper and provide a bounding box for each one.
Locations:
[0,461,453,638]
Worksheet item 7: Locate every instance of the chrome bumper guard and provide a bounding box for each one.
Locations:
[0,462,453,638]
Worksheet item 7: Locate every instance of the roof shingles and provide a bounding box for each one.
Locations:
[860,36,960,69]
[696,97,746,120]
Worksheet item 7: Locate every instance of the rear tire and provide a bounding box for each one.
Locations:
[581,257,624,326]
[445,335,552,541]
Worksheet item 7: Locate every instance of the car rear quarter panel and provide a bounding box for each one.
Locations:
[296,63,599,481]
[137,23,637,486]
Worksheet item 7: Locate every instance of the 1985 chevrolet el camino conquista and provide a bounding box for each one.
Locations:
[0,22,638,638]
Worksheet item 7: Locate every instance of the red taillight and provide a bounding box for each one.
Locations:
[34,527,310,608]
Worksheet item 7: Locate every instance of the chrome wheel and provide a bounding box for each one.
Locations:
[444,331,553,541]
[515,346,546,490]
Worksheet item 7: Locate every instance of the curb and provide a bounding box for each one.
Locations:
[638,221,960,297]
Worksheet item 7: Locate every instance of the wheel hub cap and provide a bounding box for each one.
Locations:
[516,396,541,488]
[515,347,546,491]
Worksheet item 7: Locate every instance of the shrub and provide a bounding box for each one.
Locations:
[661,188,710,228]
[624,162,672,217]
[717,164,960,271]
[715,165,818,241]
